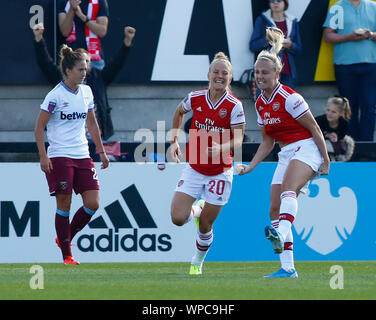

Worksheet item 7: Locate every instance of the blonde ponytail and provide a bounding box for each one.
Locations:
[256,27,285,72]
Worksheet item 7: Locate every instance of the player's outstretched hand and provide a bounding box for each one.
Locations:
[235,163,251,175]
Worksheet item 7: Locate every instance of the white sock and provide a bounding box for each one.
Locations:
[183,205,202,225]
[278,191,297,241]
[191,205,202,219]
[280,228,295,271]
[191,229,213,266]
[271,219,279,229]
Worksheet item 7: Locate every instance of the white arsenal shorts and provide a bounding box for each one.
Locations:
[272,138,323,193]
[175,164,233,206]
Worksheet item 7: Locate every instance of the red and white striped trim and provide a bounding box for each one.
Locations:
[280,191,297,200]
[279,213,295,224]
[196,241,212,252]
[260,83,282,105]
[206,91,228,110]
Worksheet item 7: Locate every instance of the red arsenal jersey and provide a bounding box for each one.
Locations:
[182,88,245,176]
[255,84,312,144]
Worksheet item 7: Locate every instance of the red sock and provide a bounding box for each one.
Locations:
[70,206,93,241]
[55,213,72,259]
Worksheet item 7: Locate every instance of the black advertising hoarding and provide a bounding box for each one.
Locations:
[2,0,333,85]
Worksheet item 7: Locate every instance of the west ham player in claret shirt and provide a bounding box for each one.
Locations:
[237,27,330,278]
[35,45,109,265]
[170,52,245,275]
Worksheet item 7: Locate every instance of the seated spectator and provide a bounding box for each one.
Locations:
[32,23,136,142]
[315,96,355,162]
[249,0,302,90]
[58,0,109,70]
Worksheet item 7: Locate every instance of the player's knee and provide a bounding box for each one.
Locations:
[170,210,185,226]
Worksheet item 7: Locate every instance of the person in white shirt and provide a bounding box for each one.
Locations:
[35,44,109,265]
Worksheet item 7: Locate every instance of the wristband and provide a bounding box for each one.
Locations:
[99,151,105,154]
[84,16,90,24]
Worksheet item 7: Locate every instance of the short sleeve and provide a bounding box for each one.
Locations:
[182,93,192,112]
[98,0,110,17]
[255,103,264,127]
[82,85,95,111]
[57,0,68,14]
[88,89,95,111]
[322,4,337,29]
[41,91,58,114]
[230,102,246,127]
[285,93,309,120]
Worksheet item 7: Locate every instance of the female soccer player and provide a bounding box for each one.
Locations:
[169,52,246,275]
[237,27,330,278]
[35,44,109,265]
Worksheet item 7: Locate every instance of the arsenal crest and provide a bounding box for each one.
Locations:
[272,102,280,111]
[219,108,227,118]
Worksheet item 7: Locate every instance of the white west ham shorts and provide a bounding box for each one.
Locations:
[175,164,233,206]
[272,138,323,194]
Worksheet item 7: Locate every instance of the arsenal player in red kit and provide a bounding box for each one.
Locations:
[237,27,330,278]
[170,52,245,275]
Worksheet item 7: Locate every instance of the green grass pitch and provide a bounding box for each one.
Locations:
[0,261,375,300]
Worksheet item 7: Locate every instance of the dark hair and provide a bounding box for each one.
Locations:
[59,44,85,77]
[267,0,289,10]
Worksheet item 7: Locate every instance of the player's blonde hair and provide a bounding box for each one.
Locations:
[256,27,284,72]
[59,44,86,77]
[209,52,233,75]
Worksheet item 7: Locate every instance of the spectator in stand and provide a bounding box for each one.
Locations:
[58,0,109,70]
[315,96,355,162]
[249,0,302,92]
[32,23,136,142]
[323,0,376,141]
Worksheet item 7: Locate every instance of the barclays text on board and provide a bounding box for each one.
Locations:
[0,163,374,263]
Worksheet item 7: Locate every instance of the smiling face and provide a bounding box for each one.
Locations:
[254,59,280,93]
[326,102,343,124]
[208,60,232,92]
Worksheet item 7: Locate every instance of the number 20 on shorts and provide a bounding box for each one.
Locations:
[208,180,225,195]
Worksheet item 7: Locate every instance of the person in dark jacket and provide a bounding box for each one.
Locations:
[315,96,355,162]
[249,0,302,89]
[32,23,136,141]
